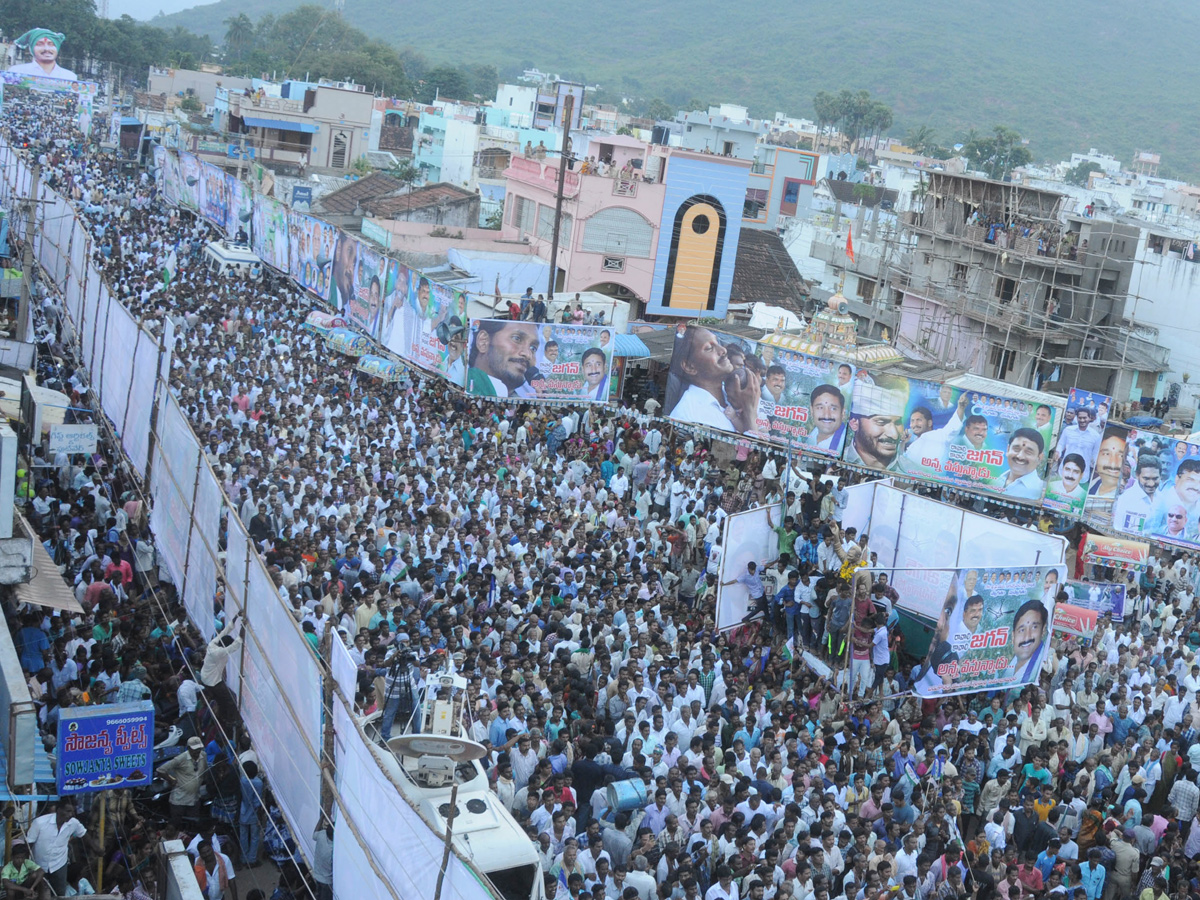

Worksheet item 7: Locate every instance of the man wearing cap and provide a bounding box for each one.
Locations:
[9,29,77,81]
[159,736,210,821]
[846,383,909,473]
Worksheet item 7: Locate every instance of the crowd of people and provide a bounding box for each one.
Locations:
[3,88,1200,900]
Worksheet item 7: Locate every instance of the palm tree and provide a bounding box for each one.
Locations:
[224,14,254,61]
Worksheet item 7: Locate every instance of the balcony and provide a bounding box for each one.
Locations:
[504,155,581,199]
[229,93,306,118]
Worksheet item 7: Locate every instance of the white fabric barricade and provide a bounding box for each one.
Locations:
[242,557,323,864]
[715,505,779,631]
[121,328,158,474]
[149,394,199,590]
[183,463,222,641]
[843,481,1068,619]
[331,699,483,900]
[100,302,137,436]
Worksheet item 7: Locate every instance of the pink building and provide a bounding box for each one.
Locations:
[500,151,669,313]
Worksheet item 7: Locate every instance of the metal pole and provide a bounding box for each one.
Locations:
[432,780,460,900]
[546,88,579,301]
[18,163,40,343]
[96,793,107,892]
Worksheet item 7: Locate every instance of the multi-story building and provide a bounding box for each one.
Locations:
[413,104,480,187]
[211,79,375,173]
[499,149,668,311]
[674,104,768,160]
[741,145,825,231]
[888,172,1159,397]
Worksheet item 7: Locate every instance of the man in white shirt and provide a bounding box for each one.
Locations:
[26,799,87,896]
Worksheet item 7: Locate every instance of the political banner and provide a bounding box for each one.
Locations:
[57,701,154,795]
[715,505,780,631]
[287,212,339,302]
[911,565,1064,698]
[251,192,289,273]
[663,325,857,450]
[1081,533,1149,571]
[198,162,232,232]
[462,319,614,402]
[840,376,1058,504]
[381,265,468,384]
[328,235,393,340]
[1063,579,1126,621]
[228,178,254,242]
[1084,425,1129,526]
[177,151,201,210]
[1044,388,1111,515]
[160,148,182,207]
[1115,429,1200,549]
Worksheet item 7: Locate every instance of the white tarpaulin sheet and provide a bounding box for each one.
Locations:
[122,328,158,474]
[332,699,483,900]
[100,302,137,434]
[149,394,199,588]
[242,557,322,863]
[184,463,222,641]
[715,505,779,631]
[843,481,1067,619]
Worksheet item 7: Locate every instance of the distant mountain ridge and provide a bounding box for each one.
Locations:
[156,0,1200,180]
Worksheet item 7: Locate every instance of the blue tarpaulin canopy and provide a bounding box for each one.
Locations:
[613,333,650,358]
[242,116,318,134]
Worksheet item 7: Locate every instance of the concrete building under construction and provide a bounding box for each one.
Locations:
[888,172,1167,397]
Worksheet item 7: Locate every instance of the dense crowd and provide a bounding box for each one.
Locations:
[3,89,1200,900]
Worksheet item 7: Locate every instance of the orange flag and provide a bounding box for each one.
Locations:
[845,228,856,263]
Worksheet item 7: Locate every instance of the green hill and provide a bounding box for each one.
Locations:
[157,0,1200,179]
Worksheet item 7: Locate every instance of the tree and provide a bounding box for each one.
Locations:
[416,65,471,102]
[467,64,499,100]
[1066,160,1104,186]
[812,90,837,151]
[388,159,423,218]
[646,98,675,121]
[962,126,1032,180]
[224,13,254,60]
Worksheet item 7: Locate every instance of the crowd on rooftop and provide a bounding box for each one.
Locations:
[3,88,1200,900]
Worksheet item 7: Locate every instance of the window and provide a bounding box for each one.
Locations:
[582,208,654,257]
[990,345,1016,379]
[780,178,803,216]
[994,277,1016,304]
[331,132,348,168]
[537,205,572,244]
[723,141,735,156]
[743,188,768,219]
[510,195,535,234]
[857,279,876,301]
[952,263,969,284]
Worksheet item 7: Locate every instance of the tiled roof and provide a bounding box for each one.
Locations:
[730,229,811,313]
[313,172,404,215]
[365,182,477,218]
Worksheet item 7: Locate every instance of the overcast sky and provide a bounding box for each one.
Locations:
[108,0,198,20]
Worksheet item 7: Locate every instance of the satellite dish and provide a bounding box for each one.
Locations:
[388,735,487,762]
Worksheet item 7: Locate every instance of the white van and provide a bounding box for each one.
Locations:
[202,240,262,280]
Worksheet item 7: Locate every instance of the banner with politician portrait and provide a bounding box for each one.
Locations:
[177,151,201,211]
[251,193,289,273]
[1062,580,1126,622]
[663,325,855,453]
[911,564,1064,698]
[463,320,614,402]
[1084,425,1130,527]
[198,162,232,233]
[161,149,183,208]
[8,28,77,81]
[287,212,338,302]
[380,265,468,384]
[1116,429,1200,549]
[840,376,1058,504]
[1043,388,1111,516]
[328,233,391,339]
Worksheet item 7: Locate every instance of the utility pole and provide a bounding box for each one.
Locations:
[546,85,580,301]
[18,164,41,344]
[235,132,248,183]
